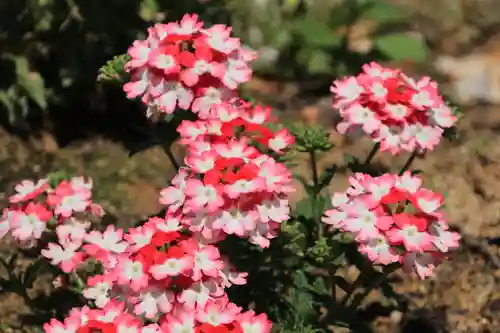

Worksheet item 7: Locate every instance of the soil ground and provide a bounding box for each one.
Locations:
[0,94,499,332]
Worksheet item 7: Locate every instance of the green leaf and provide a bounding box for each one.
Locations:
[13,56,47,109]
[284,287,315,320]
[311,277,329,296]
[47,170,73,187]
[97,53,130,84]
[293,271,310,289]
[0,91,15,113]
[293,19,342,48]
[374,33,428,62]
[295,195,329,220]
[361,1,408,24]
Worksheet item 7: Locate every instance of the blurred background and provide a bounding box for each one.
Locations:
[0,0,500,332]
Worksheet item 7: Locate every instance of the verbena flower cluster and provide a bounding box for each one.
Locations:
[124,13,256,119]
[1,177,104,248]
[164,99,294,248]
[322,172,460,279]
[0,13,461,333]
[1,174,276,333]
[331,62,457,154]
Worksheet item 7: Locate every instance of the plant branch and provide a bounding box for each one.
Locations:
[347,263,400,311]
[399,150,418,175]
[309,150,324,238]
[364,142,380,165]
[162,143,180,171]
[309,150,319,193]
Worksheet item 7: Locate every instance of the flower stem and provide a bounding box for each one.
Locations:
[364,142,380,165]
[162,143,180,171]
[347,263,400,311]
[309,150,319,192]
[399,150,417,175]
[309,150,324,238]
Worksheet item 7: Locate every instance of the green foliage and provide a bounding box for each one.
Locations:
[47,170,73,187]
[228,0,428,79]
[374,33,428,62]
[290,123,333,153]
[0,54,47,126]
[295,195,330,220]
[97,53,130,85]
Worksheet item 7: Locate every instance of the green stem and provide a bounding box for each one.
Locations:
[162,144,180,171]
[347,264,400,310]
[309,150,319,192]
[364,142,380,165]
[309,150,323,238]
[399,150,418,175]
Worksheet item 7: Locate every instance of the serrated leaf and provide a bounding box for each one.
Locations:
[374,33,428,63]
[97,53,130,84]
[13,56,47,109]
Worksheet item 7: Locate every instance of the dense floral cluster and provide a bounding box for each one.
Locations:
[322,172,461,279]
[43,216,271,333]
[331,62,457,154]
[0,15,286,333]
[0,177,104,248]
[123,13,256,119]
[0,12,463,333]
[0,175,273,333]
[44,296,271,333]
[160,99,294,248]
